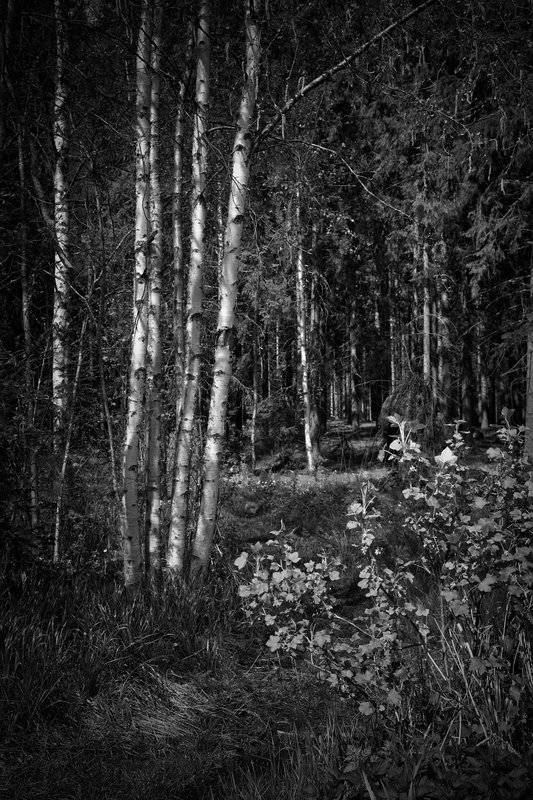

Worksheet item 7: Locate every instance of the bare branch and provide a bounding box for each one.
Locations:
[253,0,438,151]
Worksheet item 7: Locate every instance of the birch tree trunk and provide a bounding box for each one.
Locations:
[295,185,316,472]
[167,0,211,573]
[52,0,70,458]
[349,309,359,429]
[436,272,451,419]
[460,273,474,426]
[122,0,152,587]
[145,0,163,576]
[422,241,431,385]
[94,186,120,503]
[172,23,194,458]
[191,0,261,577]
[389,267,398,393]
[471,279,489,432]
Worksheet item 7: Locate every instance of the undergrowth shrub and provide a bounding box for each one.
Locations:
[236,415,533,793]
[234,523,342,656]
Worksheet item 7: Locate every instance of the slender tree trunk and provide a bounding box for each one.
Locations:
[524,257,533,462]
[476,327,490,432]
[172,23,194,461]
[422,241,431,385]
[250,317,259,473]
[436,273,451,419]
[122,0,152,587]
[192,0,261,577]
[145,0,163,576]
[0,0,15,154]
[461,275,474,426]
[52,0,70,459]
[294,185,316,472]
[168,0,211,573]
[309,236,325,443]
[94,185,120,502]
[54,317,88,560]
[18,130,40,537]
[471,280,489,432]
[349,309,359,428]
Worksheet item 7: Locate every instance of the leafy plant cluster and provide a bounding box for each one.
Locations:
[235,524,342,656]
[236,416,533,769]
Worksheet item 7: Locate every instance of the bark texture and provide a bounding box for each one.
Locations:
[168,0,211,572]
[192,0,261,577]
[122,0,152,587]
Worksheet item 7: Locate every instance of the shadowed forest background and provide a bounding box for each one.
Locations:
[1,0,533,798]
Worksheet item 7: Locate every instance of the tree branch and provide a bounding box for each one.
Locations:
[253,0,438,152]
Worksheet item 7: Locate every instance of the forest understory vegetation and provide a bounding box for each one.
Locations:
[1,1,532,796]
[1,421,533,800]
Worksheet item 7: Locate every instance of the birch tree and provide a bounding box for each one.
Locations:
[52,0,70,457]
[171,24,194,466]
[191,0,261,577]
[167,0,211,573]
[122,0,152,587]
[294,183,317,472]
[187,0,440,575]
[145,0,163,575]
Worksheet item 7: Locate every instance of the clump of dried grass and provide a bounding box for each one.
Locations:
[83,673,211,745]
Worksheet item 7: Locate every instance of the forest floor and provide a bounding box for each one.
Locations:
[1,428,532,799]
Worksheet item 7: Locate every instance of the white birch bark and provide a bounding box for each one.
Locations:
[422,241,431,384]
[349,309,359,428]
[167,0,211,572]
[436,275,450,418]
[295,185,315,472]
[95,187,120,502]
[191,0,261,577]
[389,268,398,393]
[122,0,151,587]
[145,0,163,575]
[52,0,70,454]
[172,24,194,449]
[54,317,88,560]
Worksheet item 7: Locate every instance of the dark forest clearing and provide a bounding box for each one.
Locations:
[1,0,533,797]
